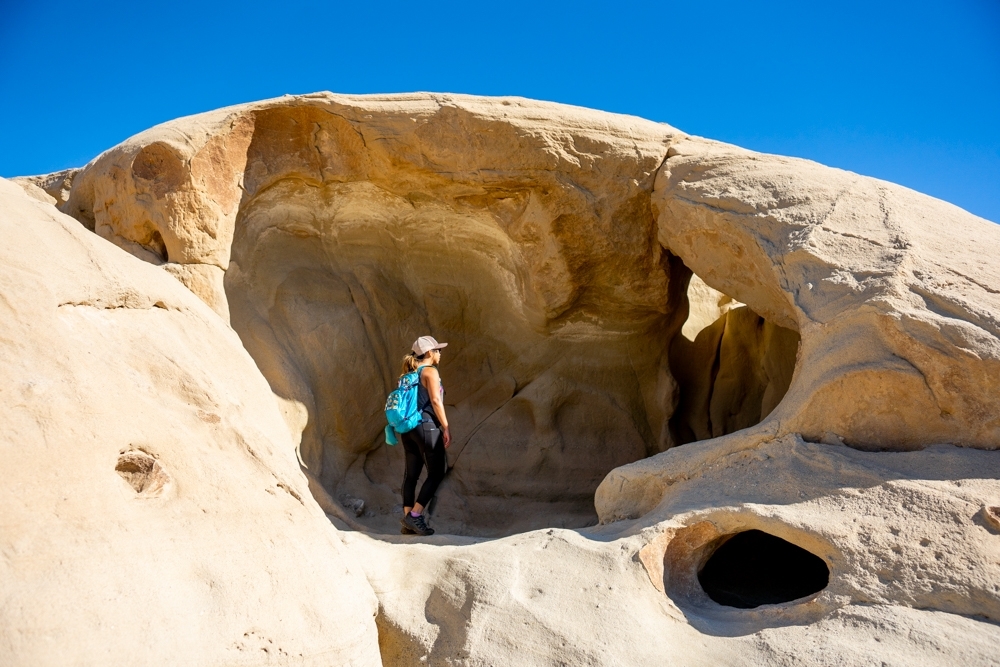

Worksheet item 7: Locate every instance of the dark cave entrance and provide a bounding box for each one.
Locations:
[697,530,830,608]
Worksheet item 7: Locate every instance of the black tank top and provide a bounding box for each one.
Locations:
[416,365,442,425]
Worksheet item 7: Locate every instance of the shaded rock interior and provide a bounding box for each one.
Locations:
[216,110,800,537]
[228,213,799,536]
[226,179,673,536]
[697,530,830,609]
[670,267,800,446]
[114,450,170,497]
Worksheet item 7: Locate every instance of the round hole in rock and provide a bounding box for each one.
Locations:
[697,530,829,609]
[116,450,170,496]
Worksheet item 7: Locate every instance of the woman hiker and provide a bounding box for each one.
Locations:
[399,336,451,536]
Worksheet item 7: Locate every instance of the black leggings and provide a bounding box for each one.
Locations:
[401,420,448,509]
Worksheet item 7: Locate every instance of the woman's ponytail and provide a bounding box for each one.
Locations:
[400,351,420,376]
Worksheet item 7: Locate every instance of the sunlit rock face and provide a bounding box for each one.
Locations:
[356,436,1000,666]
[0,179,381,667]
[9,92,1000,666]
[654,137,1000,453]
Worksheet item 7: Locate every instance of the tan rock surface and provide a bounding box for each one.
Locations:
[0,179,381,666]
[654,137,1000,451]
[680,273,740,341]
[669,303,799,445]
[7,92,1000,666]
[349,435,1000,666]
[161,261,230,320]
[13,167,78,205]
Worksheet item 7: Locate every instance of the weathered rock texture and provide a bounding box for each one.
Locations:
[656,137,1000,452]
[224,97,680,535]
[356,437,1000,666]
[5,92,1000,666]
[0,179,381,667]
[670,301,799,445]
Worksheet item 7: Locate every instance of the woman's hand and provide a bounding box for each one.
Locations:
[443,426,451,448]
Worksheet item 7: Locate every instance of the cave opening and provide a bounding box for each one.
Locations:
[225,236,802,537]
[666,260,800,447]
[697,530,829,608]
[54,99,817,539]
[220,139,802,537]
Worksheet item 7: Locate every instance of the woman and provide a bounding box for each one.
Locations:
[399,335,451,536]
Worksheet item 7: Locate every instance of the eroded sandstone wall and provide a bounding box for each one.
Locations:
[228,98,691,534]
[0,179,381,666]
[655,137,1000,452]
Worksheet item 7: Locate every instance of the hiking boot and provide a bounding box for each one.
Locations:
[399,512,418,534]
[401,512,434,536]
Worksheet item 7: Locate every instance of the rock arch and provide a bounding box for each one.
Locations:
[654,137,1000,452]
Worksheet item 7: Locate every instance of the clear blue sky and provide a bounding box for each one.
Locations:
[2,0,998,222]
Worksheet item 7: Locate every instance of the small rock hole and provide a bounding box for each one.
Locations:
[697,529,829,608]
[116,450,170,496]
[147,230,168,262]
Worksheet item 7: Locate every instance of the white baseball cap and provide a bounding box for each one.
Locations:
[412,336,448,356]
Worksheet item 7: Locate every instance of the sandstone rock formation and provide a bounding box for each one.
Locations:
[356,437,1000,666]
[0,179,381,666]
[4,92,1000,666]
[43,93,806,536]
[655,137,1000,452]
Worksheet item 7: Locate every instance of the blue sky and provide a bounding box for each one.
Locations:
[2,0,998,222]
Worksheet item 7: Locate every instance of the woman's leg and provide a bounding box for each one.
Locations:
[415,421,448,508]
[401,430,424,512]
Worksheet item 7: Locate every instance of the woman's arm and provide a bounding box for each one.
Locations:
[423,367,451,447]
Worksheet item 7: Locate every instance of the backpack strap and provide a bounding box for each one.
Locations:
[399,365,434,388]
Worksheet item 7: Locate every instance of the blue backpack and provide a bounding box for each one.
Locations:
[383,367,428,445]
